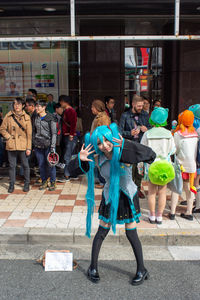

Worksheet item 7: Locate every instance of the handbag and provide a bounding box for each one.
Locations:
[167,157,183,195]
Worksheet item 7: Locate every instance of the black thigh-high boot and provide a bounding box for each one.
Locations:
[87,225,110,283]
[125,228,149,285]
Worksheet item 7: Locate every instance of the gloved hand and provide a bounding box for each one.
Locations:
[50,147,55,153]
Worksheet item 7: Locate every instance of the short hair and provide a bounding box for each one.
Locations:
[10,82,16,87]
[28,88,37,96]
[26,98,36,107]
[104,96,114,104]
[58,95,72,105]
[47,93,53,98]
[12,97,25,108]
[153,99,161,106]
[132,94,143,103]
[55,103,61,109]
[36,99,47,107]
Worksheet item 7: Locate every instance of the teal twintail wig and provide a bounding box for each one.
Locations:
[85,123,122,237]
[84,132,95,238]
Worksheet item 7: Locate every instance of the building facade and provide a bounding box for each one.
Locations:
[0,0,200,129]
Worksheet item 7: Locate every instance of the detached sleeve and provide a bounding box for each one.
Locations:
[120,139,156,164]
[68,154,90,177]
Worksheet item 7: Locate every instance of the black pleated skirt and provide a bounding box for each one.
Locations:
[98,191,141,224]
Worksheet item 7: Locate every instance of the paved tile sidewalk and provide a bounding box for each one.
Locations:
[0,176,199,230]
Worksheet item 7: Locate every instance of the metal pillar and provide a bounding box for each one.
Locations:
[175,0,180,36]
[70,0,75,36]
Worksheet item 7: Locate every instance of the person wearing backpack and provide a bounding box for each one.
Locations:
[140,107,176,224]
[33,100,57,191]
[0,97,32,193]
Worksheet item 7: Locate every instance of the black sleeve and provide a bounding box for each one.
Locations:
[68,154,90,177]
[120,139,156,164]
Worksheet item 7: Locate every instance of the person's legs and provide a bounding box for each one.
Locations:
[19,151,30,184]
[64,136,77,178]
[7,151,17,192]
[183,181,194,215]
[170,192,179,215]
[88,220,110,282]
[8,151,17,184]
[132,163,144,198]
[125,222,149,285]
[157,184,167,223]
[148,182,157,222]
[181,180,194,220]
[194,175,200,212]
[34,148,47,182]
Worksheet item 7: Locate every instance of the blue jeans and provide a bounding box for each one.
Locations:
[35,147,56,182]
[63,136,77,177]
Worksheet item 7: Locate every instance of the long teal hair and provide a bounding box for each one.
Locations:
[85,123,122,237]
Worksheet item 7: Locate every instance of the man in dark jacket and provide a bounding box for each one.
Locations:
[33,100,57,191]
[59,95,77,181]
[119,94,151,198]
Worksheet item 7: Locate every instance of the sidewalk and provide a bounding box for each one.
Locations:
[0,174,200,246]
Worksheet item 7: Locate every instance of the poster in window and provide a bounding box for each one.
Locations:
[0,63,24,97]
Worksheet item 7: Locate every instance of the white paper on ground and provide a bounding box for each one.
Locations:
[45,252,73,271]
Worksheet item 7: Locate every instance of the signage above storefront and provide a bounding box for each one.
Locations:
[0,41,66,50]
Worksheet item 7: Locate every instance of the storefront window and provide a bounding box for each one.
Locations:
[125,47,162,105]
[0,40,78,114]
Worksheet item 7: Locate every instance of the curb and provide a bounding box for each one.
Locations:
[0,228,200,246]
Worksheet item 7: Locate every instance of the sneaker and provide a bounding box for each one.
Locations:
[65,176,70,182]
[138,190,145,199]
[23,183,30,192]
[180,213,193,221]
[39,181,48,190]
[8,183,14,193]
[70,176,79,181]
[156,216,162,224]
[49,181,56,191]
[36,177,42,184]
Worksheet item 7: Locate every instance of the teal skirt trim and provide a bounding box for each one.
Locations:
[99,214,141,225]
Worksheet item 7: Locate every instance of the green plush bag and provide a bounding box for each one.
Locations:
[148,160,175,186]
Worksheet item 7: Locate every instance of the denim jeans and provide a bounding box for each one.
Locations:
[35,147,56,182]
[8,151,30,184]
[63,136,78,177]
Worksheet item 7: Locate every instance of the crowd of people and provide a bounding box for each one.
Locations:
[0,91,199,226]
[1,90,200,285]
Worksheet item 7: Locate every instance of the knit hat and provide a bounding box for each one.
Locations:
[149,107,168,127]
[189,104,200,120]
[92,100,105,112]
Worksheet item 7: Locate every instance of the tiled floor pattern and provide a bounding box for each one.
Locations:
[0,176,199,230]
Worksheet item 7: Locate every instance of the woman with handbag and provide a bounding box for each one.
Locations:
[69,123,156,285]
[0,97,32,193]
[140,107,176,224]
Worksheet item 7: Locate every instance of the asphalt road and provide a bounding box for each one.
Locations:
[0,260,199,300]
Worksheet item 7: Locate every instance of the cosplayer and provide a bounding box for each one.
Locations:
[170,110,198,220]
[140,107,176,224]
[70,123,156,285]
[189,104,200,213]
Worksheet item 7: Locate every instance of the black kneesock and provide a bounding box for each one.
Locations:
[91,225,110,270]
[125,228,145,273]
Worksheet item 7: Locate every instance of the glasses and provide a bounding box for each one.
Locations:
[14,102,22,106]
